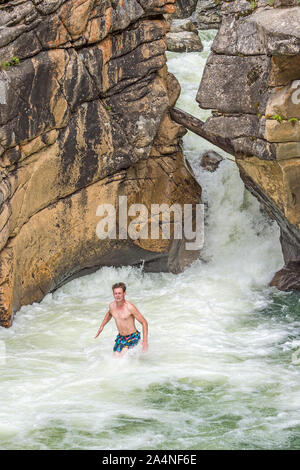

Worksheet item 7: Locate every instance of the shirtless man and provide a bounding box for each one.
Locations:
[94,282,148,357]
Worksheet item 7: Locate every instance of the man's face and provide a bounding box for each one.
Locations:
[113,288,125,302]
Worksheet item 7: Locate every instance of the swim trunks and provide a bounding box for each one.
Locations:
[113,330,141,353]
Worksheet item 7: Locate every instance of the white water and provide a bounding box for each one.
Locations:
[0,31,300,450]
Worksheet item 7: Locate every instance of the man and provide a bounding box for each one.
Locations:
[94,282,148,357]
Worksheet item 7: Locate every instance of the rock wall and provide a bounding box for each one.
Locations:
[197,0,300,290]
[0,0,202,327]
[166,0,222,29]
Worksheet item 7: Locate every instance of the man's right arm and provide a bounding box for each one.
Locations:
[94,310,112,338]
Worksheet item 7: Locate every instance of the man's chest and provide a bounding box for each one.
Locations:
[112,308,132,321]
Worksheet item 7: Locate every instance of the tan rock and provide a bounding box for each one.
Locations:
[236,156,300,226]
[0,1,202,328]
[0,150,200,327]
[266,81,300,120]
[265,119,300,143]
[60,0,95,39]
[19,130,59,160]
[0,246,15,328]
[269,55,300,87]
[150,112,186,156]
[275,142,300,160]
[279,158,300,225]
[237,156,285,213]
[158,66,181,107]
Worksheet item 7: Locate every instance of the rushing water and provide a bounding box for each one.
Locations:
[0,31,300,450]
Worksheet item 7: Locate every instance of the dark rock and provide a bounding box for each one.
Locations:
[166,31,203,52]
[200,150,223,172]
[270,262,300,291]
[172,0,198,18]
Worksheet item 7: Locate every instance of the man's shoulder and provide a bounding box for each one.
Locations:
[125,300,137,311]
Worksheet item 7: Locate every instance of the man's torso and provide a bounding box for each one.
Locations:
[109,300,136,336]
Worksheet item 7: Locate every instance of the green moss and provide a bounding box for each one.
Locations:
[249,0,258,9]
[270,114,283,123]
[1,56,20,70]
[11,56,20,65]
[1,61,11,70]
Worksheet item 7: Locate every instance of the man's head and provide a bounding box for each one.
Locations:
[112,282,126,302]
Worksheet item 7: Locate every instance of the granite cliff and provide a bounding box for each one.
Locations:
[196,0,300,290]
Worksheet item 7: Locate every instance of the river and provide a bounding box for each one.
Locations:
[0,31,299,450]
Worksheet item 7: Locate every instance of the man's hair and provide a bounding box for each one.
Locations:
[112,282,126,292]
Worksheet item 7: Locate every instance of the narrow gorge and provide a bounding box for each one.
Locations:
[1,0,300,330]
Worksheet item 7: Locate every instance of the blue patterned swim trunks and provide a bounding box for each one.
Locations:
[113,330,141,353]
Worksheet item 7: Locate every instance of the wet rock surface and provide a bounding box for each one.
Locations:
[197,0,300,290]
[200,150,223,172]
[0,0,202,327]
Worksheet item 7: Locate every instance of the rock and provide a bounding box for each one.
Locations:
[196,1,300,290]
[266,82,300,120]
[270,262,300,291]
[197,54,271,115]
[165,0,222,30]
[269,55,300,86]
[274,0,299,6]
[200,150,223,172]
[192,0,222,30]
[169,18,198,33]
[212,6,300,56]
[265,119,300,143]
[166,31,203,52]
[171,0,198,18]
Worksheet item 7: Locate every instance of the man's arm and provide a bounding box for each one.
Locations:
[94,310,112,338]
[129,303,148,353]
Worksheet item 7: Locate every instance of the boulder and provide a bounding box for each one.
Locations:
[169,18,198,33]
[166,31,203,52]
[200,150,223,172]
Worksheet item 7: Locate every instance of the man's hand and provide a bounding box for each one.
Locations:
[142,341,148,353]
[94,327,103,339]
[94,310,112,338]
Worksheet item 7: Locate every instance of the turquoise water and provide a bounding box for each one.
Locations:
[0,30,299,450]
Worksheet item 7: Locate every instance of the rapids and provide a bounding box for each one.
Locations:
[0,31,299,450]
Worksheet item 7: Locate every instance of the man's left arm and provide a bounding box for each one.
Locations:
[130,304,148,353]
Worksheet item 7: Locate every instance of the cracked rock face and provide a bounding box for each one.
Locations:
[0,0,202,327]
[197,0,300,291]
[165,0,222,30]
